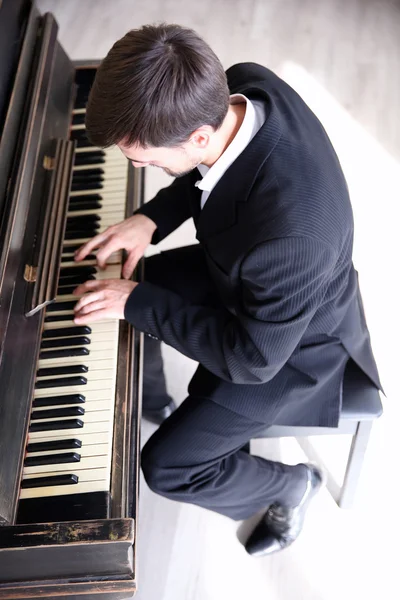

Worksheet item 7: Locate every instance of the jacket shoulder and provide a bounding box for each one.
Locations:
[226,62,278,92]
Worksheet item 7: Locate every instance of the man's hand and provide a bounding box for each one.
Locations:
[74,214,157,279]
[73,279,138,324]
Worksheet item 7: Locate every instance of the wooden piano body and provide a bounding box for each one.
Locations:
[0,1,142,598]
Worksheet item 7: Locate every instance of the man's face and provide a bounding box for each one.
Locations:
[118,140,204,178]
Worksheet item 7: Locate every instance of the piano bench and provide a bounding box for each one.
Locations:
[252,359,383,509]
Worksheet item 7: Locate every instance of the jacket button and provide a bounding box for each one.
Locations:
[145,333,160,341]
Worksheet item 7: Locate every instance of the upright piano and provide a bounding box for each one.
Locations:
[0,1,143,598]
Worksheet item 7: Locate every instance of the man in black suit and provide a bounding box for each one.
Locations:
[73,24,382,555]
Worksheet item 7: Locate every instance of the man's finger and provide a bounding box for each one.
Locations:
[74,307,112,325]
[73,279,104,296]
[74,232,111,262]
[74,299,107,317]
[96,240,120,270]
[122,250,140,279]
[74,291,104,313]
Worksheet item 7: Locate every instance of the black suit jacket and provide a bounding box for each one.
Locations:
[126,62,382,427]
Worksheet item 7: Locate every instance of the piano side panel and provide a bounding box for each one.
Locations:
[0,19,75,525]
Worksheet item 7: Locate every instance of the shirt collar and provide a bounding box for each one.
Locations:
[195,94,256,193]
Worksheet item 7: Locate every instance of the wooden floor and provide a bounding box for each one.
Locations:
[37,1,400,598]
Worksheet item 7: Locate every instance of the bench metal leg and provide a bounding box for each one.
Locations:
[338,420,373,509]
[297,420,374,509]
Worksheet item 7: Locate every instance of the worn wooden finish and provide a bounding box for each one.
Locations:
[0,578,135,600]
[0,9,142,596]
[0,520,134,590]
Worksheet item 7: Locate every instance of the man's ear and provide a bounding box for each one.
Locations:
[189,126,214,149]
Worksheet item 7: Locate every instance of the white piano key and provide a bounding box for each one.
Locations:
[32,400,112,413]
[70,183,127,197]
[43,320,118,331]
[40,330,118,343]
[27,431,111,447]
[36,369,115,383]
[29,410,112,424]
[33,391,118,404]
[26,442,110,458]
[40,341,118,354]
[23,467,110,481]
[38,350,118,366]
[38,358,119,371]
[28,420,112,439]
[34,380,115,397]
[69,213,125,223]
[23,455,110,475]
[68,189,127,200]
[20,479,109,499]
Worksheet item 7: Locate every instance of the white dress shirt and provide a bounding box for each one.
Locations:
[195,94,266,209]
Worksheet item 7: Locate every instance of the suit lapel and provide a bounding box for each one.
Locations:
[195,89,282,242]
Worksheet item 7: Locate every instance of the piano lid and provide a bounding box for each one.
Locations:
[0,0,34,225]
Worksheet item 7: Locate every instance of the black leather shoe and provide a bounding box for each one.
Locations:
[245,463,326,557]
[142,399,177,425]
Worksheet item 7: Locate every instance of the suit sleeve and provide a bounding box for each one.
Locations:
[134,175,193,244]
[124,237,337,383]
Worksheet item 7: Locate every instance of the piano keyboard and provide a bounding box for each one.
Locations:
[20,96,129,500]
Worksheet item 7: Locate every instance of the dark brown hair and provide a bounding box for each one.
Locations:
[85,23,230,149]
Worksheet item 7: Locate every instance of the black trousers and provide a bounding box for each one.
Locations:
[141,245,306,521]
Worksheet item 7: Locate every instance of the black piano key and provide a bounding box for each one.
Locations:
[46,301,79,312]
[77,138,93,148]
[64,229,98,240]
[72,175,104,184]
[67,213,101,223]
[39,347,90,359]
[71,182,103,191]
[41,326,92,339]
[32,394,85,408]
[67,214,101,224]
[35,375,88,389]
[70,128,88,140]
[74,155,106,167]
[73,167,104,177]
[61,244,89,254]
[68,193,102,203]
[17,491,111,523]
[65,224,100,235]
[37,364,88,376]
[74,154,105,167]
[74,97,89,109]
[40,336,91,349]
[58,274,95,287]
[61,255,96,265]
[72,112,86,125]
[66,219,100,229]
[68,200,102,212]
[24,452,81,467]
[60,266,96,277]
[29,419,84,432]
[21,474,79,488]
[31,407,85,420]
[72,176,104,186]
[57,284,81,295]
[27,438,82,452]
[72,173,104,183]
